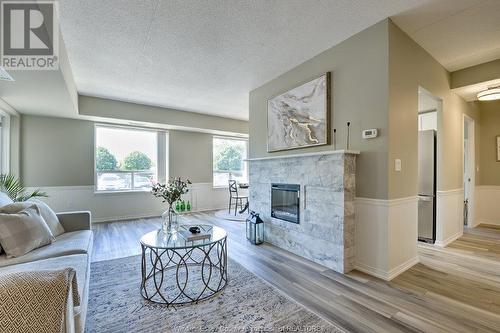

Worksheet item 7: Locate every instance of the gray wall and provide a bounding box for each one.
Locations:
[478,100,500,186]
[169,130,213,183]
[9,115,21,177]
[249,20,390,199]
[21,116,94,186]
[388,21,480,199]
[79,96,248,136]
[451,59,500,89]
[21,115,224,186]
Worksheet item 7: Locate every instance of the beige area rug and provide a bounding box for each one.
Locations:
[85,255,344,332]
[214,209,248,222]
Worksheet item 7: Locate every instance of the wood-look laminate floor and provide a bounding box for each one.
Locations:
[91,214,500,333]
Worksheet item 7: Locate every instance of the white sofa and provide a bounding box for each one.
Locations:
[0,211,93,333]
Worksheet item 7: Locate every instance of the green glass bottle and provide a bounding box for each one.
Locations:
[186,201,191,211]
[180,200,185,212]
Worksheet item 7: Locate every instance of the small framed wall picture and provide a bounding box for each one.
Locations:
[497,136,500,162]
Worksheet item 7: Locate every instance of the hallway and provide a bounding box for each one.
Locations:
[396,224,500,325]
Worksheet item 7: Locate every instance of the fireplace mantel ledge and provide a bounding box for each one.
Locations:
[245,150,360,161]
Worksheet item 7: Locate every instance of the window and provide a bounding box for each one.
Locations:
[0,111,10,174]
[95,125,168,192]
[213,136,248,187]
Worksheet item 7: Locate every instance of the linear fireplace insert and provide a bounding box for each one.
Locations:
[271,183,300,223]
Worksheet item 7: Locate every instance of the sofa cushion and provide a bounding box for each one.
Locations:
[0,200,65,237]
[0,230,93,268]
[0,205,55,258]
[0,253,89,316]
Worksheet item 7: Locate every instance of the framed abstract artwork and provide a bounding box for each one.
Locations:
[267,72,331,152]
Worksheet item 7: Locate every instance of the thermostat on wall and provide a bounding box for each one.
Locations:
[362,129,378,139]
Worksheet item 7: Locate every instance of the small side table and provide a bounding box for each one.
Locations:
[140,225,228,306]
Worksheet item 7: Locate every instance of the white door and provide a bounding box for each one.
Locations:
[463,117,475,227]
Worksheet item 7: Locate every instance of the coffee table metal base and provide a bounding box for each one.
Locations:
[140,236,228,306]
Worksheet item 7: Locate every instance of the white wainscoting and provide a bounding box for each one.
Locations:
[27,183,229,223]
[435,188,464,247]
[355,196,419,281]
[475,186,500,227]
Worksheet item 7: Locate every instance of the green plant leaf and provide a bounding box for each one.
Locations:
[0,174,49,202]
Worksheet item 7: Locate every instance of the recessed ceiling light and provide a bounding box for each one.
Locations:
[477,87,500,101]
[0,66,14,82]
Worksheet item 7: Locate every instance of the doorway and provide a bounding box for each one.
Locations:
[463,116,475,227]
[417,88,439,243]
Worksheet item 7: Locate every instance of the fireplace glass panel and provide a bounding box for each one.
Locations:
[271,184,300,223]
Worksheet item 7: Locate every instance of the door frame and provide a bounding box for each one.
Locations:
[463,114,475,228]
[418,86,441,244]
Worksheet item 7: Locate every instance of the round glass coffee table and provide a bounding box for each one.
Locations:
[140,224,228,306]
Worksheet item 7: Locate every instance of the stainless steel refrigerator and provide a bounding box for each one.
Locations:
[418,130,436,243]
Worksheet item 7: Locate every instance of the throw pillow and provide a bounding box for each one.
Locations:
[0,205,55,258]
[0,200,65,237]
[28,199,65,237]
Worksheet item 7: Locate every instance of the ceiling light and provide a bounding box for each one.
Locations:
[477,87,500,101]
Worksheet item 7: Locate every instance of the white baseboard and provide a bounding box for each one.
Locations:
[470,219,481,228]
[434,230,463,247]
[355,256,419,281]
[386,256,419,280]
[474,218,500,227]
[354,262,389,280]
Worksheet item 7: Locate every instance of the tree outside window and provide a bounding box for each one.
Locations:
[213,137,248,187]
[96,147,118,171]
[122,151,152,170]
[95,126,159,191]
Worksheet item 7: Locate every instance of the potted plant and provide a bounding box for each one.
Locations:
[152,177,191,233]
[0,174,48,201]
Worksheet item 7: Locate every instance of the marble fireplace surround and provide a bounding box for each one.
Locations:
[248,150,358,273]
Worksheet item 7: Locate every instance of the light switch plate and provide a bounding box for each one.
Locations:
[395,159,402,172]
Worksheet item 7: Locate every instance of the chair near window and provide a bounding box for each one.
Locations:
[228,180,248,216]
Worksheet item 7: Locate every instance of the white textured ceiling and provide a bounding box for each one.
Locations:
[393,0,500,72]
[58,0,435,120]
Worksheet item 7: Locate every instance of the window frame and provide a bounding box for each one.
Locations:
[93,123,168,194]
[0,110,10,174]
[212,135,249,188]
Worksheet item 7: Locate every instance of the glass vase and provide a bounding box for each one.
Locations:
[161,206,178,234]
